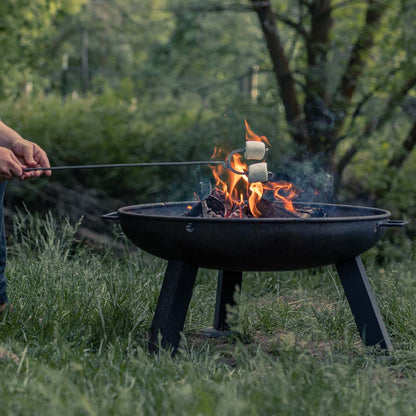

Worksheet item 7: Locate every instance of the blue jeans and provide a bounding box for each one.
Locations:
[0,181,7,304]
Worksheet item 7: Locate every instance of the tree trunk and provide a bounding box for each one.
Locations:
[331,0,388,138]
[251,0,307,147]
[304,0,333,155]
[81,29,89,95]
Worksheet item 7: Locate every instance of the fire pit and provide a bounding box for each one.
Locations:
[111,201,394,271]
[103,121,407,354]
[103,200,406,354]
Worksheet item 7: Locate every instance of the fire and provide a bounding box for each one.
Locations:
[244,119,271,147]
[209,120,299,218]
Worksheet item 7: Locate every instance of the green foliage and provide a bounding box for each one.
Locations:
[0,0,416,212]
[0,93,208,201]
[0,92,294,203]
[0,0,87,97]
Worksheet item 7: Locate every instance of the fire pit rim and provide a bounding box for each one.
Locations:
[117,201,391,223]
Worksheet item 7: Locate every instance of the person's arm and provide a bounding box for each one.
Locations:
[0,120,26,148]
[0,121,50,180]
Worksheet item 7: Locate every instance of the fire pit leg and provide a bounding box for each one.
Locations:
[214,270,243,331]
[148,260,198,355]
[335,256,393,351]
[201,270,242,338]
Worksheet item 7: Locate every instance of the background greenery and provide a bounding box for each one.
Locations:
[0,0,415,229]
[1,1,416,413]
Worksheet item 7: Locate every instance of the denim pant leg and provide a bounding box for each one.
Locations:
[0,181,7,304]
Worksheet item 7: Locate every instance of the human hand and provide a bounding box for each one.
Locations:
[10,139,51,180]
[0,147,24,180]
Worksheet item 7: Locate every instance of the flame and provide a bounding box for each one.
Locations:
[210,120,299,217]
[245,119,271,146]
[248,182,263,217]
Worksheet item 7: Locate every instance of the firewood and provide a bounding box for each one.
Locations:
[185,203,203,217]
[205,192,227,216]
[295,206,326,218]
[256,199,299,218]
[184,188,326,219]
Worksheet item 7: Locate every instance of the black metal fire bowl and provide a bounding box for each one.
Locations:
[109,201,393,272]
[103,201,407,355]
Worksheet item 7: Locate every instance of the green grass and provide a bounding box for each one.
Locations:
[1,212,416,415]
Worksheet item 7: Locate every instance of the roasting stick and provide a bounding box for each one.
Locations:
[24,161,270,183]
[23,142,271,182]
[24,141,268,172]
[23,160,229,172]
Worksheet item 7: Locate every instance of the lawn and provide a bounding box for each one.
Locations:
[1,212,416,415]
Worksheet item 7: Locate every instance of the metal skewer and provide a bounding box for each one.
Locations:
[23,160,230,172]
[23,142,271,182]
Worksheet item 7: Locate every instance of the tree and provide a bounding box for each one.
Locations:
[250,0,416,196]
[0,0,87,97]
[47,0,176,95]
[3,0,416,205]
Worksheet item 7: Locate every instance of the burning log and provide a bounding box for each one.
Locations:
[185,189,325,219]
[255,199,299,218]
[186,189,242,218]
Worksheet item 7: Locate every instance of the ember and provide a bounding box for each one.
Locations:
[186,120,325,219]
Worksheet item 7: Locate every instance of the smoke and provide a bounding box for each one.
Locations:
[269,156,335,204]
[267,98,337,203]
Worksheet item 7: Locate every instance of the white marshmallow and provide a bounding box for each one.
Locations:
[244,141,266,160]
[248,163,268,183]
